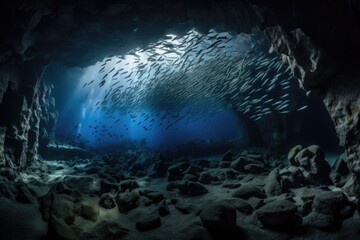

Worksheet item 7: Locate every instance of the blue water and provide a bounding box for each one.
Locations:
[56,103,244,150]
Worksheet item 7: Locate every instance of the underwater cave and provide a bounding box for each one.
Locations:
[0,0,360,239]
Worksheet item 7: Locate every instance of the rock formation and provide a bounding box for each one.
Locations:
[249,0,360,194]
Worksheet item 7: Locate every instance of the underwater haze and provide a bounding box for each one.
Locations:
[44,30,339,155]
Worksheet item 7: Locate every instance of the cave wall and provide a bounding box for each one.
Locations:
[249,0,360,191]
[0,61,57,169]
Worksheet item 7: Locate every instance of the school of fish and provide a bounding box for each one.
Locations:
[80,29,308,133]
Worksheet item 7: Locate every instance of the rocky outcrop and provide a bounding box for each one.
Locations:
[250,1,360,194]
[0,62,57,169]
[323,75,360,178]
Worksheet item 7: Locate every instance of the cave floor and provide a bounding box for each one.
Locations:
[1,150,359,240]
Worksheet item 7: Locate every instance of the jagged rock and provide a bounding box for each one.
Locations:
[256,200,302,227]
[99,193,116,209]
[264,168,282,197]
[232,184,266,199]
[136,214,161,231]
[288,145,303,166]
[279,166,306,190]
[78,199,100,222]
[199,203,237,232]
[342,175,357,197]
[330,153,350,187]
[292,145,332,185]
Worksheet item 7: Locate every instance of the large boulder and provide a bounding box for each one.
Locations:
[136,214,161,232]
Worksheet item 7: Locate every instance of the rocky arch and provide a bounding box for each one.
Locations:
[0,0,359,193]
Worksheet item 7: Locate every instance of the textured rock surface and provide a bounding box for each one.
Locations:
[251,0,360,194]
[323,75,360,188]
[0,62,57,169]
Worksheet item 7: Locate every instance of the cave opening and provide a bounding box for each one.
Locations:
[1,1,359,240]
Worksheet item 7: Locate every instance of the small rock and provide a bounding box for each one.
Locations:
[232,184,266,199]
[199,172,213,184]
[78,199,100,222]
[136,215,161,231]
[177,181,208,196]
[146,192,165,203]
[167,162,191,181]
[99,193,117,209]
[200,203,237,232]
